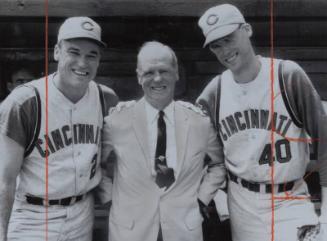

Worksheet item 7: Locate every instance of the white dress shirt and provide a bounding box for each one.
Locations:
[145,100,177,175]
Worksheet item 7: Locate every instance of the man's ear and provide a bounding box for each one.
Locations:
[137,77,142,85]
[243,23,253,38]
[174,72,179,82]
[136,70,142,85]
[54,44,60,61]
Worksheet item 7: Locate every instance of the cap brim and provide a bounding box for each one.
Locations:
[76,37,107,48]
[58,35,107,48]
[92,39,107,48]
[203,24,239,47]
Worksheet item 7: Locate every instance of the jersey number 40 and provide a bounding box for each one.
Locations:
[259,139,292,165]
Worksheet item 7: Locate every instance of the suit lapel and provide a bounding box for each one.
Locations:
[132,98,152,173]
[174,103,190,180]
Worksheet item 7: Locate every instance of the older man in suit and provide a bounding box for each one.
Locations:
[100,41,226,241]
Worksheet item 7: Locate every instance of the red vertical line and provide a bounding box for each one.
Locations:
[44,0,49,241]
[269,0,275,241]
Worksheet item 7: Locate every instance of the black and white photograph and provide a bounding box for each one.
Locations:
[0,1,327,241]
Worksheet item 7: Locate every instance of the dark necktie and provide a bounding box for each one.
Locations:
[155,110,175,190]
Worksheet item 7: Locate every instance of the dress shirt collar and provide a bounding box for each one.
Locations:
[144,99,175,125]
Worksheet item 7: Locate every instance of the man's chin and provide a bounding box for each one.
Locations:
[72,75,92,83]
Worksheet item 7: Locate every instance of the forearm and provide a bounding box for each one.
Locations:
[0,181,16,241]
[319,186,327,223]
[198,123,226,205]
[94,174,113,204]
[198,163,226,205]
[0,136,24,241]
[98,136,114,204]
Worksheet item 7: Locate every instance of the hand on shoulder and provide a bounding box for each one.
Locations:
[109,100,136,114]
[177,101,207,116]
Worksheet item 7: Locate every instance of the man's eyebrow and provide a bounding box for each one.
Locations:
[90,50,99,55]
[67,46,80,51]
[221,34,233,41]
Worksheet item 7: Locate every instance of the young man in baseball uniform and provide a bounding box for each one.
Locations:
[197,4,327,241]
[0,17,118,241]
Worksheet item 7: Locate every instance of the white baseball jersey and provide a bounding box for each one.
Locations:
[0,73,117,200]
[197,56,327,185]
[219,57,308,183]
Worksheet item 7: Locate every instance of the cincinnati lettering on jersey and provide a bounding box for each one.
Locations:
[35,124,101,157]
[219,109,292,141]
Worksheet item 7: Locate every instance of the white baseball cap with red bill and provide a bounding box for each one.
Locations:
[198,4,245,47]
[57,16,107,48]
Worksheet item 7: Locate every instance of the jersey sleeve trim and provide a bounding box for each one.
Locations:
[24,85,41,157]
[196,75,221,127]
[0,85,37,148]
[279,61,303,128]
[214,75,221,128]
[98,84,119,117]
[97,84,106,118]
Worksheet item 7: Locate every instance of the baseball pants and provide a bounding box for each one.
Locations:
[8,193,94,241]
[228,180,318,241]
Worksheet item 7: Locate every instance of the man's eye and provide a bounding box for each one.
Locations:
[210,43,221,49]
[68,51,79,56]
[87,55,97,59]
[224,38,231,44]
[143,72,153,78]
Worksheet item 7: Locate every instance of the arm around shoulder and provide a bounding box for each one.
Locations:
[99,84,119,116]
[196,76,220,125]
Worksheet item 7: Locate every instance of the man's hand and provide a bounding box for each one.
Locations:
[109,100,136,114]
[213,189,229,222]
[178,101,206,116]
[297,224,321,241]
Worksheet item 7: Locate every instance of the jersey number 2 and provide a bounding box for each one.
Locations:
[259,139,292,165]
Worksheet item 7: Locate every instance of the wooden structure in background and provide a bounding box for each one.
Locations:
[1,0,327,17]
[0,0,326,240]
[0,0,326,100]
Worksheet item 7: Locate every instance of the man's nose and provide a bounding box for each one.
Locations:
[221,45,232,55]
[77,56,88,67]
[153,72,162,82]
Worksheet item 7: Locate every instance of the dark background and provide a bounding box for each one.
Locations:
[0,1,326,240]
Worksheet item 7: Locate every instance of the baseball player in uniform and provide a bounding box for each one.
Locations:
[196,4,327,241]
[0,17,118,241]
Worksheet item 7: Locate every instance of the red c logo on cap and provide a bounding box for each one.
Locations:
[81,21,94,31]
[206,14,219,25]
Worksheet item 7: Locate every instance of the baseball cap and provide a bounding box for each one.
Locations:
[198,4,245,47]
[57,17,107,48]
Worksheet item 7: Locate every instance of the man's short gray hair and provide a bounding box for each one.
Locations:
[136,41,178,73]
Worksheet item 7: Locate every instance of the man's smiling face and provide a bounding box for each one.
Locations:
[54,38,101,88]
[137,45,178,110]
